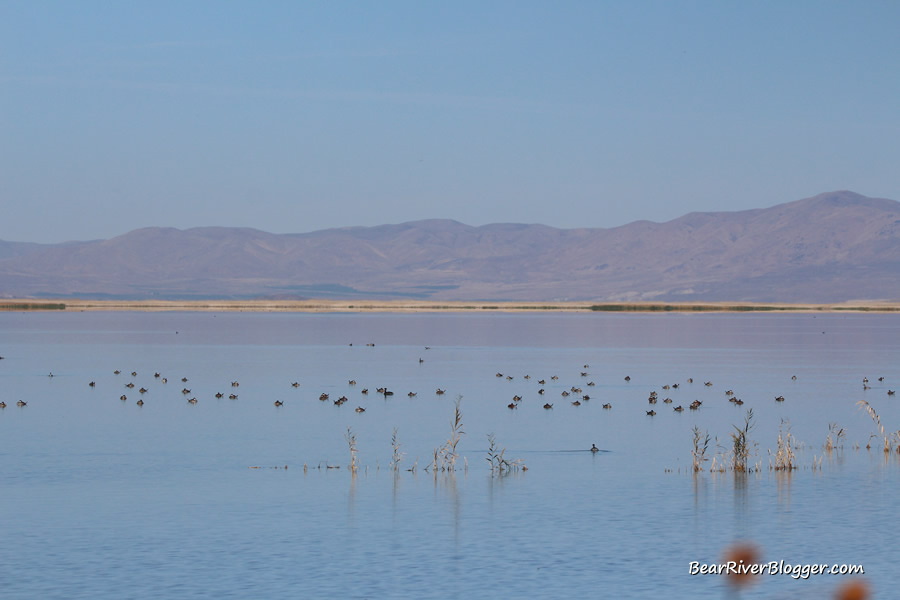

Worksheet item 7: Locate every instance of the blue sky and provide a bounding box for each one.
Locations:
[2,1,899,243]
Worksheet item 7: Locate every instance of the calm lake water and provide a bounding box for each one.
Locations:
[1,311,897,599]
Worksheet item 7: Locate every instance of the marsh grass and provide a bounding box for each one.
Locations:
[857,399,900,453]
[731,409,756,472]
[390,427,405,472]
[485,433,526,476]
[824,422,845,453]
[428,396,465,472]
[691,426,710,472]
[771,419,797,471]
[345,427,359,473]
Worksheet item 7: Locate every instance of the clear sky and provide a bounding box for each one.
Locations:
[2,1,899,243]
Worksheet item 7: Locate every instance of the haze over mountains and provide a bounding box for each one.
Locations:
[2,191,899,303]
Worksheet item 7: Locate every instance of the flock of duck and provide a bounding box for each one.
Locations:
[3,362,893,425]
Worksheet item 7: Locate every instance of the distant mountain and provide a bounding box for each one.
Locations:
[2,191,899,302]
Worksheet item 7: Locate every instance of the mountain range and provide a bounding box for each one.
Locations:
[2,191,899,303]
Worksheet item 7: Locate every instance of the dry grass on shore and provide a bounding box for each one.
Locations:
[2,298,900,313]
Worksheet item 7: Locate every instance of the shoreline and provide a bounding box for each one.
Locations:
[2,299,900,313]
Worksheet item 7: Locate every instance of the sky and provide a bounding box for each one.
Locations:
[2,1,899,243]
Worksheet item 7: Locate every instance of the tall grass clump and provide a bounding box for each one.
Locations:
[428,396,465,472]
[691,426,711,472]
[731,409,756,472]
[345,427,359,473]
[857,399,899,453]
[485,433,526,476]
[390,427,405,472]
[824,422,845,453]
[771,419,796,471]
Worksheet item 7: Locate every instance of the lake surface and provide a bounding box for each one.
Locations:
[1,311,896,599]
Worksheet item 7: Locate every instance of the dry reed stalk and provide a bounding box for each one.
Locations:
[691,426,710,472]
[345,427,359,473]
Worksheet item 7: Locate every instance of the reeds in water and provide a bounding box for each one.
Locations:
[390,427,405,472]
[691,426,710,472]
[772,419,796,471]
[731,408,756,472]
[485,433,526,476]
[345,427,359,473]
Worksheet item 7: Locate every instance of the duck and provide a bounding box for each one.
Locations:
[231,381,240,387]
[582,395,590,401]
[181,388,191,395]
[113,370,121,375]
[120,395,127,401]
[136,399,144,406]
[571,400,581,406]
[538,379,546,385]
[139,387,148,394]
[125,382,135,388]
[0,402,5,409]
[181,377,188,382]
[229,394,238,400]
[348,380,356,385]
[215,392,224,398]
[408,392,417,397]
[319,393,329,401]
[673,405,684,412]
[646,410,656,416]
[775,396,785,402]
[512,395,522,402]
[361,388,368,395]
[538,388,545,395]
[435,388,445,395]
[602,403,612,409]
[17,400,26,406]
[624,376,631,382]
[274,400,283,407]
[88,381,96,387]
[154,372,161,378]
[131,371,137,377]
[161,378,167,384]
[543,403,553,409]
[187,397,198,404]
[507,403,517,409]
[355,406,366,413]
[291,382,300,388]
[591,444,599,453]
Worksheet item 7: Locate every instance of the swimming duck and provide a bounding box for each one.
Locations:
[274,400,283,407]
[136,399,143,406]
[591,444,599,453]
[602,403,612,409]
[355,406,366,413]
[646,410,656,416]
[543,403,553,409]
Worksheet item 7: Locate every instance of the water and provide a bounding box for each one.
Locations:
[1,311,897,598]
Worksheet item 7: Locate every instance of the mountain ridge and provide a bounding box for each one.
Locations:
[2,191,899,302]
